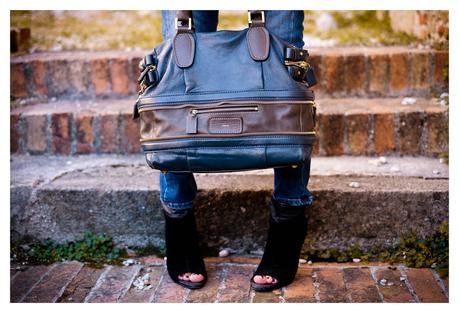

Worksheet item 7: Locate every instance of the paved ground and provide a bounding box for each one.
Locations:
[10,256,448,303]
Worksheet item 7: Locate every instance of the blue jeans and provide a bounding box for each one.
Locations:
[159,10,312,215]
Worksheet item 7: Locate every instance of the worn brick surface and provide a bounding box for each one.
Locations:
[343,267,381,302]
[344,54,366,94]
[130,56,142,93]
[320,114,344,155]
[411,51,431,91]
[86,265,141,303]
[120,266,164,303]
[90,58,110,97]
[121,114,140,153]
[283,267,315,303]
[153,269,188,303]
[374,113,396,154]
[58,265,105,303]
[23,261,83,303]
[25,114,47,154]
[10,265,50,302]
[51,112,71,154]
[399,111,424,155]
[426,111,449,156]
[315,268,349,303]
[346,113,369,155]
[186,264,222,303]
[69,59,89,96]
[389,53,409,93]
[374,268,414,302]
[406,268,448,303]
[75,114,94,154]
[111,58,130,95]
[252,288,282,303]
[368,54,388,94]
[323,54,345,94]
[47,60,71,97]
[100,114,119,153]
[10,113,20,153]
[11,62,27,98]
[433,51,448,87]
[217,265,254,303]
[29,60,48,97]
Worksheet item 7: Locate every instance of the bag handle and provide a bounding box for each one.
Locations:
[173,10,270,68]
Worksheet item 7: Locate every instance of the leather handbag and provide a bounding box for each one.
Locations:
[133,10,317,172]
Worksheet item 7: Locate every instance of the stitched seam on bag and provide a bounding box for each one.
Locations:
[142,89,301,97]
[144,145,311,151]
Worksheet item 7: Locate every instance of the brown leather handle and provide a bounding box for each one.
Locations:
[173,10,269,68]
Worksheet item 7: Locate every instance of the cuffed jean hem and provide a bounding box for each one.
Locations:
[271,194,314,207]
[160,198,195,210]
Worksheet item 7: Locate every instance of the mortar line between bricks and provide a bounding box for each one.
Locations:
[52,262,84,303]
[214,264,229,303]
[279,287,286,303]
[311,268,320,303]
[248,289,256,303]
[18,262,58,303]
[117,265,142,303]
[429,269,449,299]
[149,266,166,303]
[398,266,420,303]
[183,286,192,303]
[83,265,112,303]
[46,113,52,155]
[10,268,22,283]
[340,267,353,303]
[368,266,385,303]
[420,111,428,156]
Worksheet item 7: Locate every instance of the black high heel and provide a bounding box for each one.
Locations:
[163,208,207,289]
[250,199,308,292]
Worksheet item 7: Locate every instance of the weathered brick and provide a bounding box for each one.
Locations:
[11,62,28,98]
[25,114,47,154]
[399,111,424,155]
[100,114,119,153]
[426,111,448,156]
[389,53,409,93]
[90,58,110,97]
[374,113,396,154]
[252,288,282,303]
[433,51,448,87]
[69,59,90,97]
[121,114,140,153]
[374,268,414,303]
[23,261,83,303]
[342,267,381,302]
[411,51,431,91]
[186,264,222,303]
[131,57,142,93]
[86,265,141,303]
[11,113,20,153]
[10,265,50,302]
[315,268,349,303]
[111,58,130,95]
[344,54,366,94]
[323,54,345,94]
[51,112,71,155]
[75,114,94,154]
[346,113,369,155]
[120,266,163,303]
[368,54,388,94]
[320,114,344,156]
[47,59,71,97]
[217,264,253,303]
[283,267,315,303]
[405,268,448,303]
[29,60,48,97]
[58,265,105,303]
[153,269,188,303]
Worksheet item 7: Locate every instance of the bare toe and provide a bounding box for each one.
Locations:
[253,275,267,284]
[189,273,205,282]
[178,272,192,281]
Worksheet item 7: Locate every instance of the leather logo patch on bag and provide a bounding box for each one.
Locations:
[208,117,243,134]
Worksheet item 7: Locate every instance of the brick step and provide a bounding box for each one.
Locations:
[10,97,448,157]
[10,259,448,303]
[11,154,448,253]
[10,47,448,103]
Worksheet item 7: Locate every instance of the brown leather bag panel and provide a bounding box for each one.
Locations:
[139,102,315,142]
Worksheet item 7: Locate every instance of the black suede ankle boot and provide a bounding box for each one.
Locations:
[250,199,308,292]
[163,208,207,289]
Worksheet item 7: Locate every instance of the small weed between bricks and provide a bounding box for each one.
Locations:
[11,221,448,277]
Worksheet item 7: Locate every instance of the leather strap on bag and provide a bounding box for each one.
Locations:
[173,10,270,68]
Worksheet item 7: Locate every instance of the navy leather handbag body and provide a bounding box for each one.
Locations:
[133,10,317,172]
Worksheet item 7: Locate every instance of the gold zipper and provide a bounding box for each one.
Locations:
[284,60,311,69]
[190,105,259,116]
